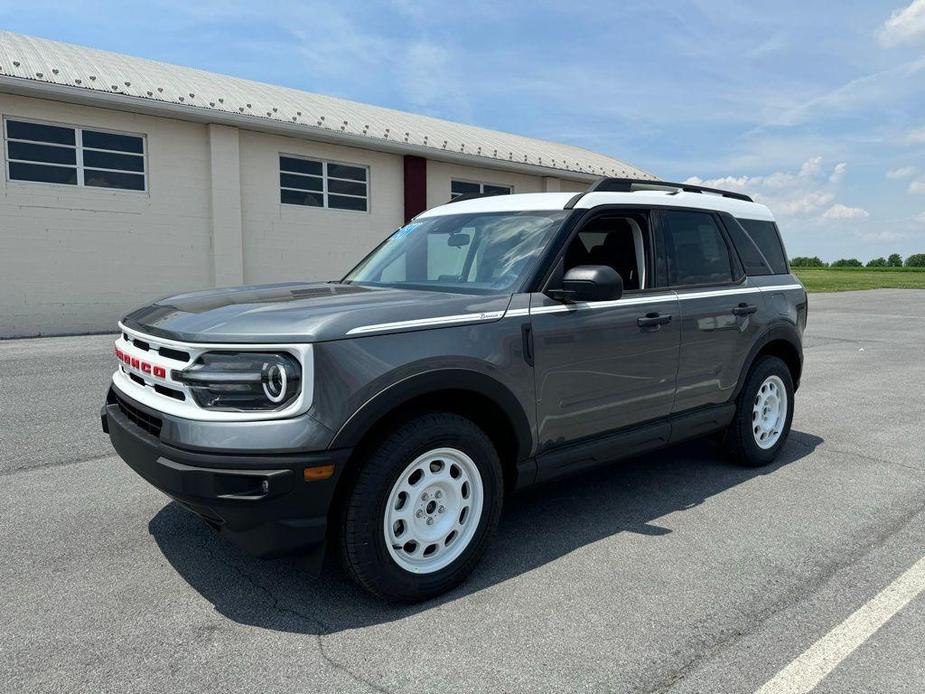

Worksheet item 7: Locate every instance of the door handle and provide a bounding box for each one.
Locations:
[638,312,672,328]
[732,303,758,316]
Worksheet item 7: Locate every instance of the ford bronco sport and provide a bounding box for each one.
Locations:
[102,177,807,601]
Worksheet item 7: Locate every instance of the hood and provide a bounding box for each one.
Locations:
[121,282,513,343]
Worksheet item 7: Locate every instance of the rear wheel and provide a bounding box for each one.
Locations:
[724,355,794,467]
[340,412,503,602]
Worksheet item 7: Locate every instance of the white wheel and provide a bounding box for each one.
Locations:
[383,447,484,574]
[752,375,788,449]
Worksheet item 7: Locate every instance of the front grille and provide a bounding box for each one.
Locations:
[154,384,185,401]
[158,346,190,362]
[115,393,163,438]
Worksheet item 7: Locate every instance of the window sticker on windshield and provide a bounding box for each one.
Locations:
[391,223,421,241]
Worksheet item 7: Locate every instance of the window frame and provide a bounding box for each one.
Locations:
[450,178,513,199]
[539,207,658,298]
[279,153,370,213]
[735,217,790,274]
[3,116,148,193]
[653,207,745,290]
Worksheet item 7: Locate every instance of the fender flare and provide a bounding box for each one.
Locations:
[731,321,804,401]
[329,368,533,461]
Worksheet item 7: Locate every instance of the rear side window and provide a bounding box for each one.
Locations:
[661,210,733,286]
[737,219,788,274]
[720,216,772,276]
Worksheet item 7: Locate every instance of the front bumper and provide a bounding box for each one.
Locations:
[102,387,351,558]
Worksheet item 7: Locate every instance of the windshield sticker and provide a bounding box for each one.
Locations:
[391,223,421,241]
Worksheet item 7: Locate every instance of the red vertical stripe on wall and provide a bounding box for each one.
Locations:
[403,155,427,223]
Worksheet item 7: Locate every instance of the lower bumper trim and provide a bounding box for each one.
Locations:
[103,393,351,558]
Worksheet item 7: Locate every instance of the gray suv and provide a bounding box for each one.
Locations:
[102,177,807,601]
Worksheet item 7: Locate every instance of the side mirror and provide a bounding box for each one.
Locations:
[548,265,623,303]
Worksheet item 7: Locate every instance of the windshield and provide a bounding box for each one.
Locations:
[344,210,569,294]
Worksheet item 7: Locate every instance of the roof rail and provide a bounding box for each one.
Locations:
[442,191,509,206]
[567,177,753,206]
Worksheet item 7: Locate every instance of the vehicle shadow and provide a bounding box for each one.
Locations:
[148,429,823,635]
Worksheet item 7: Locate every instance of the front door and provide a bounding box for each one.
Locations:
[530,211,681,450]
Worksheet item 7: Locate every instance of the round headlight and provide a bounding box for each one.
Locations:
[262,362,288,403]
[174,351,301,411]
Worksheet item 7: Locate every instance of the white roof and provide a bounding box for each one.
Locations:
[421,189,775,220]
[0,30,654,181]
[417,193,578,217]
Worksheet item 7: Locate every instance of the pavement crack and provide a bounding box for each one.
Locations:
[199,543,393,694]
[0,452,114,477]
[787,435,923,476]
[819,444,924,475]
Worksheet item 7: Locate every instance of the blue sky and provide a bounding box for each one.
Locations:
[2,0,924,261]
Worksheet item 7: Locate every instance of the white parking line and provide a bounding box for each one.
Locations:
[756,554,925,694]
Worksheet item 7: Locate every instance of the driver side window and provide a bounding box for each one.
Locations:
[563,214,649,291]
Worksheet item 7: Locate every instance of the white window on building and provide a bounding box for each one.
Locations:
[4,118,146,191]
[450,179,512,199]
[279,155,368,212]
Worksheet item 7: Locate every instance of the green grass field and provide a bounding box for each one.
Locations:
[792,266,925,292]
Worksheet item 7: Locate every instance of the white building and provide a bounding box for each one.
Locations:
[0,31,652,338]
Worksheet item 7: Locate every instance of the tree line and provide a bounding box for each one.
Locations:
[791,253,925,268]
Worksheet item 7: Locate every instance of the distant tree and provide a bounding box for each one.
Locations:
[866,257,887,267]
[906,253,925,267]
[887,253,903,267]
[831,258,863,267]
[790,256,826,267]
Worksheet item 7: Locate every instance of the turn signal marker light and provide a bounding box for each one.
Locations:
[304,464,335,482]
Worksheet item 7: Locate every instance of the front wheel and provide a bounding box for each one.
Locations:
[340,412,503,602]
[723,355,795,467]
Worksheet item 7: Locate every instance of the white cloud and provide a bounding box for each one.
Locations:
[909,180,925,194]
[916,211,925,223]
[685,157,850,219]
[684,175,752,190]
[887,166,918,179]
[878,0,925,46]
[748,55,925,132]
[907,126,925,143]
[799,156,823,178]
[776,192,835,216]
[858,230,907,242]
[823,204,870,220]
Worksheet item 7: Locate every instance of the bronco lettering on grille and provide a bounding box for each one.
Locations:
[115,347,167,379]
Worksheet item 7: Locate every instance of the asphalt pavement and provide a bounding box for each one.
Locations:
[1,289,923,693]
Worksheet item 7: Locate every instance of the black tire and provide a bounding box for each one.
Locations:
[340,412,503,602]
[723,355,794,467]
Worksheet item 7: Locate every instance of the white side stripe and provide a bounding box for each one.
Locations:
[529,292,676,315]
[525,284,802,316]
[345,310,505,335]
[343,284,804,335]
[505,308,531,318]
[759,283,803,292]
[678,287,760,300]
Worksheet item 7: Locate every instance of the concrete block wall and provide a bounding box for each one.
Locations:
[0,93,590,337]
[239,130,405,285]
[0,94,212,337]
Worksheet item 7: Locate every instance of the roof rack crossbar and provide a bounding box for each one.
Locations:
[583,177,753,203]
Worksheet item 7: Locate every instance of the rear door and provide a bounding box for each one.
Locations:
[656,208,764,412]
[530,209,681,449]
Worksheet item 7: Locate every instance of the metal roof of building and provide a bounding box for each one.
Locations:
[0,31,654,181]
